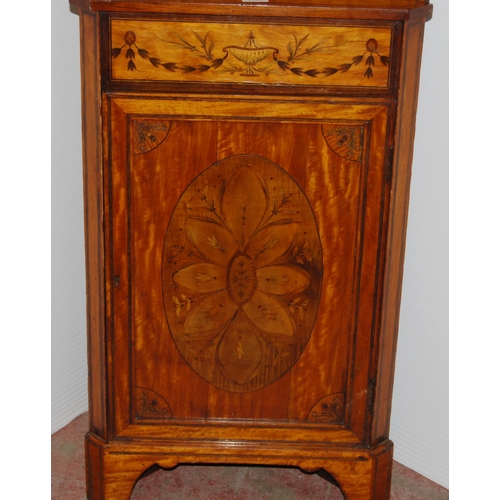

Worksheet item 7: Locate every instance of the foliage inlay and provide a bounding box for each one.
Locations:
[308,393,345,423]
[322,124,364,161]
[135,387,172,419]
[133,120,171,155]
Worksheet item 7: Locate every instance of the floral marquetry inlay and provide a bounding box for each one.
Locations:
[308,393,345,424]
[163,155,323,392]
[322,124,364,162]
[133,120,171,155]
[135,387,172,420]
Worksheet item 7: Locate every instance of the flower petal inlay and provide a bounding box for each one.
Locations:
[173,263,226,294]
[256,264,310,296]
[221,165,268,250]
[183,290,238,336]
[185,218,238,267]
[242,290,296,336]
[217,310,262,385]
[246,221,301,268]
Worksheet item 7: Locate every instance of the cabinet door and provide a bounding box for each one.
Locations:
[105,94,391,445]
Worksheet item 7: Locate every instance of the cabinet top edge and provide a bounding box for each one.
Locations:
[70,0,432,22]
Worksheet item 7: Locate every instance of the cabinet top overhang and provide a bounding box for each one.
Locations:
[70,0,432,22]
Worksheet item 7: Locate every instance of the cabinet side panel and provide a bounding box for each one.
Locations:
[85,433,104,500]
[372,440,393,500]
[80,9,107,438]
[372,18,427,443]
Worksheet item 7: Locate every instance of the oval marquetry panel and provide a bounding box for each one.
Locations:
[163,154,323,392]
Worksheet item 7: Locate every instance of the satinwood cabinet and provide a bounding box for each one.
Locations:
[69,0,433,498]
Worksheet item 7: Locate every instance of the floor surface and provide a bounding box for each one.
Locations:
[52,413,448,499]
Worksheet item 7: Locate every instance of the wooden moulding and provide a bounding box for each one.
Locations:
[86,431,394,500]
[78,7,108,440]
[72,0,432,23]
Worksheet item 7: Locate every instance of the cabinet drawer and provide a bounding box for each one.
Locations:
[109,19,393,90]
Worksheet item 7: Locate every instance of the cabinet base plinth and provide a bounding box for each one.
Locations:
[85,432,393,500]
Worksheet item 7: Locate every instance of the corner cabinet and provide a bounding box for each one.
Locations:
[70,0,432,498]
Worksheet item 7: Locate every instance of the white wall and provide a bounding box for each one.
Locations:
[390,0,449,487]
[52,1,88,433]
[51,0,449,488]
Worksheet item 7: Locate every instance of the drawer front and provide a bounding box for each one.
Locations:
[109,19,392,89]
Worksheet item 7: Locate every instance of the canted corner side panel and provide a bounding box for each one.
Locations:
[80,8,108,438]
[85,433,105,500]
[371,16,428,444]
[107,95,390,444]
[109,19,392,89]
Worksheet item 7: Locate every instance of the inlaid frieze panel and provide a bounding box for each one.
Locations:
[110,20,391,88]
[162,154,323,393]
